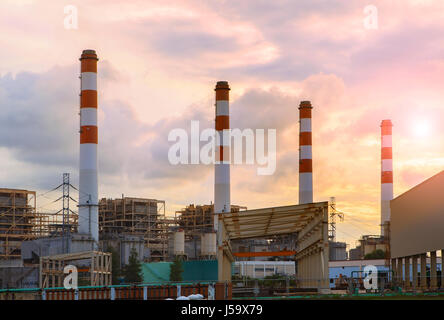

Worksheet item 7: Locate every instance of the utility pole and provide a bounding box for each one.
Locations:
[62,173,70,253]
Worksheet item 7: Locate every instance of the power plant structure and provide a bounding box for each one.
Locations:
[380,119,394,236]
[0,189,37,260]
[214,81,231,230]
[99,197,170,263]
[172,204,246,260]
[348,120,394,261]
[78,49,100,246]
[298,101,313,204]
[2,49,444,300]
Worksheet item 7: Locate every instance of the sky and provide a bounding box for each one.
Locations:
[1,0,444,248]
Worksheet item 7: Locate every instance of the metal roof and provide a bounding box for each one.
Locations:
[218,201,328,240]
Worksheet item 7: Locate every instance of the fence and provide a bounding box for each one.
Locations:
[232,273,439,298]
[0,281,232,300]
[232,277,314,298]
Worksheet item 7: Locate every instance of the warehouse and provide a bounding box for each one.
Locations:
[390,170,444,290]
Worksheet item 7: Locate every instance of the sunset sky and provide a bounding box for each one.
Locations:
[1,0,444,248]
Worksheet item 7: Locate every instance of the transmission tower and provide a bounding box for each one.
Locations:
[328,197,344,242]
[62,173,70,253]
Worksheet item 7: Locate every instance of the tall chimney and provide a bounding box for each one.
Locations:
[214,81,231,230]
[78,49,99,245]
[299,101,313,204]
[381,119,393,236]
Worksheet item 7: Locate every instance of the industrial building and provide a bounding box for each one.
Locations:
[175,204,247,235]
[0,53,334,295]
[0,189,37,260]
[329,242,347,261]
[390,170,444,291]
[171,204,246,260]
[2,48,444,300]
[232,261,296,278]
[348,235,389,260]
[99,197,170,263]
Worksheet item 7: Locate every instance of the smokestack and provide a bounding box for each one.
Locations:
[214,81,231,230]
[381,119,393,236]
[78,49,99,245]
[299,101,313,204]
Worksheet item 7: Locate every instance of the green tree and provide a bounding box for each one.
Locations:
[364,249,386,260]
[169,256,184,282]
[122,247,143,283]
[106,245,121,285]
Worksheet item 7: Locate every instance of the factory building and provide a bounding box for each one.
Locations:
[99,197,170,263]
[170,204,246,260]
[232,261,296,278]
[348,235,389,260]
[0,50,109,289]
[175,204,247,235]
[5,52,431,297]
[390,170,444,291]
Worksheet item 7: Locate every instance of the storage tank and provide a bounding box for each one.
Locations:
[173,231,185,255]
[201,233,216,257]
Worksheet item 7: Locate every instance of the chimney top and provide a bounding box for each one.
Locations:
[80,49,99,61]
[381,119,393,127]
[299,101,313,109]
[215,81,230,90]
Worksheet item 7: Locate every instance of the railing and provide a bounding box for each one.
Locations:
[232,270,444,298]
[0,281,232,300]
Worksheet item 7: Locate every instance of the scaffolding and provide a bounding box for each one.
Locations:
[0,189,37,260]
[34,212,78,239]
[32,173,79,240]
[98,197,170,261]
[0,185,81,260]
[175,204,247,237]
[40,251,111,288]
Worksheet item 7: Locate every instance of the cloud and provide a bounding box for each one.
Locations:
[0,68,77,167]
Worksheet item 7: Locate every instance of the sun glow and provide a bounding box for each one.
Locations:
[413,121,431,138]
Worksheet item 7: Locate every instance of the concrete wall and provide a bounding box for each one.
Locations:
[100,235,146,266]
[21,235,95,262]
[391,170,444,258]
[0,266,38,289]
[120,236,145,265]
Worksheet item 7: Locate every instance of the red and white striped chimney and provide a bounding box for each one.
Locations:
[381,119,393,236]
[299,101,313,204]
[78,49,99,245]
[214,81,231,231]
